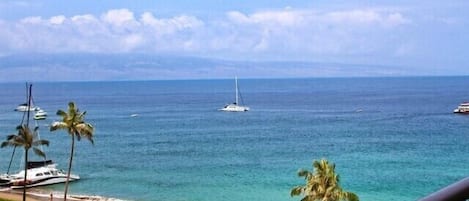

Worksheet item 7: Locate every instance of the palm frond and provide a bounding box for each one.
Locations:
[300,195,313,201]
[68,102,76,116]
[291,186,305,197]
[1,141,13,148]
[56,109,67,118]
[68,102,76,109]
[76,123,94,134]
[75,132,82,141]
[342,191,360,201]
[32,147,46,159]
[86,136,94,145]
[50,121,68,131]
[298,169,310,177]
[13,137,26,145]
[15,125,23,130]
[6,134,16,141]
[33,139,50,147]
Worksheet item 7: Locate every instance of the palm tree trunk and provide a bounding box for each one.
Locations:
[64,134,75,201]
[23,149,28,201]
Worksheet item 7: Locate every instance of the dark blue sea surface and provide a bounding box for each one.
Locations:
[1,77,469,201]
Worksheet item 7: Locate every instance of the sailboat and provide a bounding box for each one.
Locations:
[219,77,250,112]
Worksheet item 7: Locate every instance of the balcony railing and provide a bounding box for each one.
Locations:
[419,177,469,201]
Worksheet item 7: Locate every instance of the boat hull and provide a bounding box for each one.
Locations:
[0,177,12,187]
[454,109,469,114]
[219,104,249,112]
[14,106,40,112]
[219,77,250,112]
[3,163,80,189]
[10,175,79,189]
[454,102,469,114]
[33,115,46,120]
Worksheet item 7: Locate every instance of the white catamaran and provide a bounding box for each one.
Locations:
[219,77,250,112]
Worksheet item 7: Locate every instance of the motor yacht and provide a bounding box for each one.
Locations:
[34,109,48,120]
[454,102,469,114]
[1,161,79,189]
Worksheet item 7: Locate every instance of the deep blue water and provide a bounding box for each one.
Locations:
[1,77,469,201]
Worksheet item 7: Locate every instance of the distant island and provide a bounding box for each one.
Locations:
[0,53,417,82]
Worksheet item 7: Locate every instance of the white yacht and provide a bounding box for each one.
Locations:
[454,102,469,114]
[14,103,40,112]
[220,77,250,112]
[6,162,79,189]
[34,109,48,120]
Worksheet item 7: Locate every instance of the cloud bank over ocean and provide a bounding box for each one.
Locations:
[1,8,411,58]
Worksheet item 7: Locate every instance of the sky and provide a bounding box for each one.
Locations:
[0,0,469,81]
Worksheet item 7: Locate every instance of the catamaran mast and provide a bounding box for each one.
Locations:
[235,76,238,105]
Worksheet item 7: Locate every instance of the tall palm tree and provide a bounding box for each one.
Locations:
[50,102,94,201]
[1,125,49,201]
[291,159,359,201]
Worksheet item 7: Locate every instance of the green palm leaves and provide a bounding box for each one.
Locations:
[51,102,94,143]
[1,125,49,157]
[291,159,359,201]
[1,125,49,201]
[50,101,94,201]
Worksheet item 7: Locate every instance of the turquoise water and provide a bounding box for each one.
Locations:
[1,77,469,201]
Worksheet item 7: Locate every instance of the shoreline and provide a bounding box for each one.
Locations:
[0,188,126,201]
[0,189,45,201]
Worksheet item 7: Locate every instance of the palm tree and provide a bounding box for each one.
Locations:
[50,102,94,201]
[1,125,49,201]
[291,159,359,201]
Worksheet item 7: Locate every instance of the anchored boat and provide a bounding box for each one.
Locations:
[7,162,79,189]
[454,102,469,114]
[219,77,250,112]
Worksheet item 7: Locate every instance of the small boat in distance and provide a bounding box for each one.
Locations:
[34,109,47,120]
[454,102,469,114]
[220,77,250,112]
[14,103,40,112]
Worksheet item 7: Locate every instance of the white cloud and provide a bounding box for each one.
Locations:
[20,16,43,24]
[227,9,304,26]
[141,12,203,35]
[49,15,66,25]
[324,9,410,28]
[121,34,143,51]
[326,10,381,25]
[0,7,413,60]
[226,11,250,24]
[386,13,410,27]
[101,9,137,26]
[71,14,98,23]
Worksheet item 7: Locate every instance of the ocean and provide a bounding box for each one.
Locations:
[0,77,469,201]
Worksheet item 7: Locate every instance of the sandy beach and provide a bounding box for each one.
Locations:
[0,189,116,201]
[0,189,45,201]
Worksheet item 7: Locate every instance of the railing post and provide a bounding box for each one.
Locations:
[419,177,469,201]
